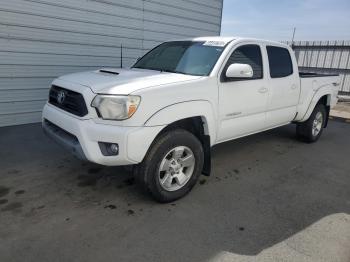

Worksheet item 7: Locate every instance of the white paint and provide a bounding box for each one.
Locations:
[42,37,340,166]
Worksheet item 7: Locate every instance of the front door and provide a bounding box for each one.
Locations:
[217,44,269,142]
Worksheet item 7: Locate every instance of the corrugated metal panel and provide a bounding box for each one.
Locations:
[0,112,43,127]
[0,0,223,126]
[284,40,350,95]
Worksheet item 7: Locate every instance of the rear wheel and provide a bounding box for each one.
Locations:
[134,129,204,202]
[296,104,326,143]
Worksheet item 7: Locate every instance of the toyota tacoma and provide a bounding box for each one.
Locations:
[42,37,340,202]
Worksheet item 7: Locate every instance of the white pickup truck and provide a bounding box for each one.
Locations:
[42,37,340,202]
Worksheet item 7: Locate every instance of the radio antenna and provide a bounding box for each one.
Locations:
[120,43,123,68]
[291,28,296,43]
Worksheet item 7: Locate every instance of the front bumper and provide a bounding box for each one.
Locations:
[43,119,87,161]
[42,103,163,166]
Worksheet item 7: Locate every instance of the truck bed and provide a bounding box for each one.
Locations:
[299,72,339,78]
[297,72,340,117]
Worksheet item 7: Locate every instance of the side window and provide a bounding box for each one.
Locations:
[222,44,263,81]
[266,46,293,78]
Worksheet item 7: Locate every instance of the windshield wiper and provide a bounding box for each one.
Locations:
[132,66,164,73]
[158,69,188,75]
[133,67,189,75]
[172,70,187,75]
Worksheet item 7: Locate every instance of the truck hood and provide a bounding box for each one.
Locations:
[57,68,202,94]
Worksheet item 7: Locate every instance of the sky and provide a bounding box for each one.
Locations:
[221,0,350,41]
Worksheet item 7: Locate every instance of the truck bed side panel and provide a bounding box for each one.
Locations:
[295,76,340,122]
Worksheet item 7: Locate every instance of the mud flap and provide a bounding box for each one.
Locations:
[201,135,211,176]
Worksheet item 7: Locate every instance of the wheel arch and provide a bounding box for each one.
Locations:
[144,100,217,142]
[144,101,217,176]
[148,116,212,176]
[300,89,332,124]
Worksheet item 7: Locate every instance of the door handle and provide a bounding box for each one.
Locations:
[258,87,268,93]
[291,84,297,90]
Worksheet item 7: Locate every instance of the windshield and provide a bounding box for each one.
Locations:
[132,41,226,76]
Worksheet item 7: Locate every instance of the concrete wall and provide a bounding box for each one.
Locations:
[0,0,223,127]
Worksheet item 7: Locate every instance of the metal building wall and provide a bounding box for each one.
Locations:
[285,40,350,95]
[0,0,223,127]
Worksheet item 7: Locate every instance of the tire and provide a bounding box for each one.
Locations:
[296,104,327,143]
[134,129,204,203]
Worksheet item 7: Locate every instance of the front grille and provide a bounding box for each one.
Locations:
[49,85,88,117]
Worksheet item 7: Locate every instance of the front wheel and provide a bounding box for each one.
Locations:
[134,129,204,203]
[296,104,327,143]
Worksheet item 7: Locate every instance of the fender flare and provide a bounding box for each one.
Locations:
[300,86,332,122]
[144,100,217,146]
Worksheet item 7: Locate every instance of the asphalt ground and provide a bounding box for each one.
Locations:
[0,120,349,262]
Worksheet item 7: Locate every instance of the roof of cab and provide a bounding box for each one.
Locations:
[168,36,288,48]
[192,36,237,44]
[172,36,236,46]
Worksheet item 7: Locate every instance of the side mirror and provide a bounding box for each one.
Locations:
[226,63,253,78]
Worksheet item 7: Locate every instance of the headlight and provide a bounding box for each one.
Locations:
[91,95,141,120]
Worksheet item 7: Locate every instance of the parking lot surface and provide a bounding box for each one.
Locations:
[0,120,349,262]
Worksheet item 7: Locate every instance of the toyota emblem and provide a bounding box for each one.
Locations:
[57,91,66,104]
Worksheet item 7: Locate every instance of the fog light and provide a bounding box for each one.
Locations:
[109,143,119,154]
[98,142,119,156]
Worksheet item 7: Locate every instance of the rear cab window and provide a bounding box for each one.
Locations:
[266,46,293,78]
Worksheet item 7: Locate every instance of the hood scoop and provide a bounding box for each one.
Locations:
[99,69,119,75]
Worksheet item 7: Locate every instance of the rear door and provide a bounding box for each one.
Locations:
[217,43,269,142]
[265,46,300,127]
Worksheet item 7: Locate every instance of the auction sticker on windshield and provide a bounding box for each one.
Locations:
[203,41,226,47]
